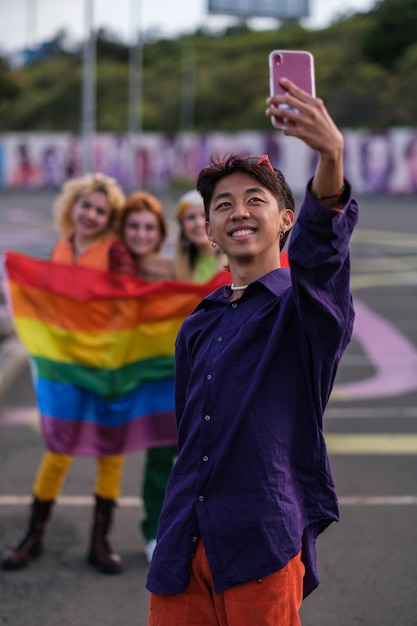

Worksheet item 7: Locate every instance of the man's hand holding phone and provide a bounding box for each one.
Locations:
[266,78,313,130]
[266,77,344,162]
[267,50,315,130]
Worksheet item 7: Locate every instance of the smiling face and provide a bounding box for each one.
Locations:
[123,209,163,258]
[72,191,112,241]
[181,204,211,250]
[206,172,294,275]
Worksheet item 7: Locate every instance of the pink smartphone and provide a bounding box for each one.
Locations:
[268,50,315,129]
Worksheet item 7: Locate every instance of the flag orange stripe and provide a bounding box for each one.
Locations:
[9,281,210,331]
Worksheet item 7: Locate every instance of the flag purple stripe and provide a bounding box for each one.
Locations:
[41,410,177,456]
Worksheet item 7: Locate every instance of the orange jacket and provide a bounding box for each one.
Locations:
[51,234,117,270]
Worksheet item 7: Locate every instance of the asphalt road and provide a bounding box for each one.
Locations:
[1,190,417,626]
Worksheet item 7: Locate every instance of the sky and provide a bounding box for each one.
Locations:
[0,0,377,53]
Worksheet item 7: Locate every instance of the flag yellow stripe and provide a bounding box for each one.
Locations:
[14,316,181,368]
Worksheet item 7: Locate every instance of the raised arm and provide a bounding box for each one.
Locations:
[266,77,345,211]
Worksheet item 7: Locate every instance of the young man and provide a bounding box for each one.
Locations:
[146,79,358,625]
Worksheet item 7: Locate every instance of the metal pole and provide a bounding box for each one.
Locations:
[25,0,37,49]
[81,0,96,174]
[128,0,142,189]
[180,38,196,132]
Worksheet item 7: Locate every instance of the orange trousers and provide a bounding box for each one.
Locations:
[148,540,305,626]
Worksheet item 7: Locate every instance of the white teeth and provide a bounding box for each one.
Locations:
[232,229,254,237]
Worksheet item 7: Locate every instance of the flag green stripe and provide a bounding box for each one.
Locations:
[32,355,175,400]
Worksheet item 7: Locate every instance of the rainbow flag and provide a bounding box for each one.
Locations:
[3,250,230,456]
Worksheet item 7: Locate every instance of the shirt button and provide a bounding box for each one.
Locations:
[198,495,205,502]
[232,302,238,308]
[206,374,212,380]
[217,336,223,342]
[256,578,263,584]
[192,536,198,542]
[202,455,209,462]
[204,415,211,421]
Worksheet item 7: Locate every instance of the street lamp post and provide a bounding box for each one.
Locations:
[25,0,37,49]
[128,0,142,189]
[81,0,96,174]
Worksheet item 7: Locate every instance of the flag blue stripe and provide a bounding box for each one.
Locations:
[36,377,175,427]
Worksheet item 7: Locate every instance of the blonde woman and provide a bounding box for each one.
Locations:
[1,173,134,574]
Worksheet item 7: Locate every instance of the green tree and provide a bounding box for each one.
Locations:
[362,0,417,69]
[2,3,417,133]
[0,58,20,122]
[3,56,81,131]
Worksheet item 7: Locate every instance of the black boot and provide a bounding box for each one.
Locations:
[1,497,54,570]
[87,495,122,574]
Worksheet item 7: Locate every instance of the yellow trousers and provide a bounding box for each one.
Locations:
[33,451,125,501]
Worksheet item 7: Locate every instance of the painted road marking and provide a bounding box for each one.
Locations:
[351,272,417,289]
[333,299,417,400]
[353,254,417,270]
[0,495,143,507]
[0,494,416,507]
[339,496,417,506]
[350,228,417,290]
[352,229,417,248]
[326,434,417,455]
[326,406,417,418]
[0,407,39,427]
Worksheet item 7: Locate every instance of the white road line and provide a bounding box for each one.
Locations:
[3,406,417,423]
[339,496,417,506]
[0,495,416,507]
[326,406,417,418]
[352,229,417,247]
[0,495,143,507]
[351,271,417,289]
[326,433,417,454]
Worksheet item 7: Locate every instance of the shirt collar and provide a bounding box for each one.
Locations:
[195,267,291,310]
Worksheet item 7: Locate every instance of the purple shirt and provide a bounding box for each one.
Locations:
[147,185,358,598]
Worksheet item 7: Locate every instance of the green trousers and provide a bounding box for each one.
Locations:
[141,445,177,542]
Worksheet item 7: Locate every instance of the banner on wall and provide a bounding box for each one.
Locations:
[1,128,416,194]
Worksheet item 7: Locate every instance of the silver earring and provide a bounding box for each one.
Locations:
[211,241,217,248]
[280,230,286,241]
